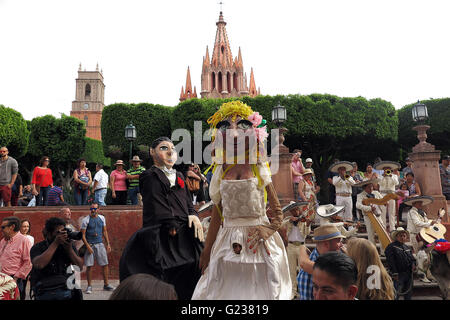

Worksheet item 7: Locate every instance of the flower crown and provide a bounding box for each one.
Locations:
[207,101,268,142]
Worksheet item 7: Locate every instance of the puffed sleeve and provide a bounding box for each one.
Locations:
[209,165,223,205]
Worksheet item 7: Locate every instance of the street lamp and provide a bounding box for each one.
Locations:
[125,123,137,161]
[412,100,428,123]
[272,103,287,127]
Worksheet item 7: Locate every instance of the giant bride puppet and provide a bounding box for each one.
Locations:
[192,101,291,300]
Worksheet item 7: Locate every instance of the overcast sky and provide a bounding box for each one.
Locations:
[1,0,449,120]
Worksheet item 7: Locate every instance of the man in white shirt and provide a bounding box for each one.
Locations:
[92,163,109,206]
[331,162,356,221]
[280,201,311,299]
[376,161,400,233]
[356,180,384,253]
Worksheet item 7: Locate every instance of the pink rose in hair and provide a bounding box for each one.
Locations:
[248,112,263,127]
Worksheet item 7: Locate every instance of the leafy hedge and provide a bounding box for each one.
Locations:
[82,137,111,167]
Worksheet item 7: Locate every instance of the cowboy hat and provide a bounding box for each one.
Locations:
[329,161,354,173]
[373,161,401,171]
[282,200,309,213]
[391,227,409,239]
[312,224,346,242]
[131,155,142,162]
[114,160,125,166]
[317,204,345,218]
[353,178,379,188]
[302,168,314,176]
[403,195,434,206]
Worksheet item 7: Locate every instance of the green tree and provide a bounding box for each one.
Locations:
[0,104,30,157]
[28,114,86,188]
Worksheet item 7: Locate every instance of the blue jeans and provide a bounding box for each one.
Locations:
[36,186,50,206]
[35,288,73,300]
[94,188,107,206]
[74,188,88,205]
[127,187,140,205]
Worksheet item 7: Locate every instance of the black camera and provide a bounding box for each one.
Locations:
[60,227,83,241]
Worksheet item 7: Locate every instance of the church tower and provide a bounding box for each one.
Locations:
[70,63,105,141]
[180,11,260,101]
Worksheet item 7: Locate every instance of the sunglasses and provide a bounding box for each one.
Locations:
[90,208,98,211]
[1,224,11,229]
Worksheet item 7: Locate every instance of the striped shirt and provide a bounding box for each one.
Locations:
[127,166,145,189]
[47,186,63,205]
[297,248,320,300]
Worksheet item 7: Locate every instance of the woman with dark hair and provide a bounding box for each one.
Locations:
[109,273,177,300]
[19,219,34,300]
[119,136,204,300]
[31,156,53,206]
[73,158,92,205]
[397,172,421,222]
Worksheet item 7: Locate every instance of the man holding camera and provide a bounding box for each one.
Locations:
[81,203,114,294]
[30,217,84,300]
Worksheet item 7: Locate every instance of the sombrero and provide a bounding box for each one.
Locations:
[403,195,434,206]
[373,161,401,171]
[302,168,314,176]
[312,224,346,242]
[353,178,379,188]
[317,204,345,218]
[391,227,409,239]
[329,161,354,173]
[282,200,309,213]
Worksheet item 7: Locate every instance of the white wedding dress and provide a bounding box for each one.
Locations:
[192,164,291,300]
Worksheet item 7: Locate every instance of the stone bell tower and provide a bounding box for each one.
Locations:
[70,63,105,140]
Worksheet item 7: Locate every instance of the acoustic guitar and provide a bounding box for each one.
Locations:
[418,208,447,244]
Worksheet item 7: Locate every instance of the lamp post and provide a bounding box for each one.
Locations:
[408,100,448,221]
[270,102,292,206]
[411,101,433,153]
[125,123,137,162]
[271,103,288,150]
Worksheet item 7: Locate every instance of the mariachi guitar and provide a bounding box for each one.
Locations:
[418,208,447,244]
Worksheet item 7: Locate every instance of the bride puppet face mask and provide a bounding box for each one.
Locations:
[150,137,177,169]
[207,101,268,164]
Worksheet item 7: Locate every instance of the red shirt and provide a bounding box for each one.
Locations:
[31,167,53,187]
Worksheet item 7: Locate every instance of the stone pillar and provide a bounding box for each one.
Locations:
[409,124,448,221]
[270,128,294,207]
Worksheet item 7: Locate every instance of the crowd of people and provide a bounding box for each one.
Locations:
[0,99,449,301]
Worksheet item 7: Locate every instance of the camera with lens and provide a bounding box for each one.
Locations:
[59,227,83,241]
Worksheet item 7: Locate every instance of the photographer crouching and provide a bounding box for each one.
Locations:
[30,217,84,300]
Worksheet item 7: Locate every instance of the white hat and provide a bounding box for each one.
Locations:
[317,204,345,218]
[305,158,313,163]
[329,161,354,173]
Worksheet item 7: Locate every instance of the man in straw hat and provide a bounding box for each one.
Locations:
[355,179,384,252]
[280,201,311,299]
[405,195,439,283]
[385,227,416,300]
[317,204,359,238]
[297,224,345,300]
[375,161,401,232]
[330,161,356,222]
[127,155,146,205]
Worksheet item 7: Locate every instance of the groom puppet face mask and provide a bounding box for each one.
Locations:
[150,138,177,169]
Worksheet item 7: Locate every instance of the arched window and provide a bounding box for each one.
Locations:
[233,73,238,91]
[227,72,231,92]
[85,83,91,97]
[218,72,223,92]
[211,72,216,90]
[84,116,88,126]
